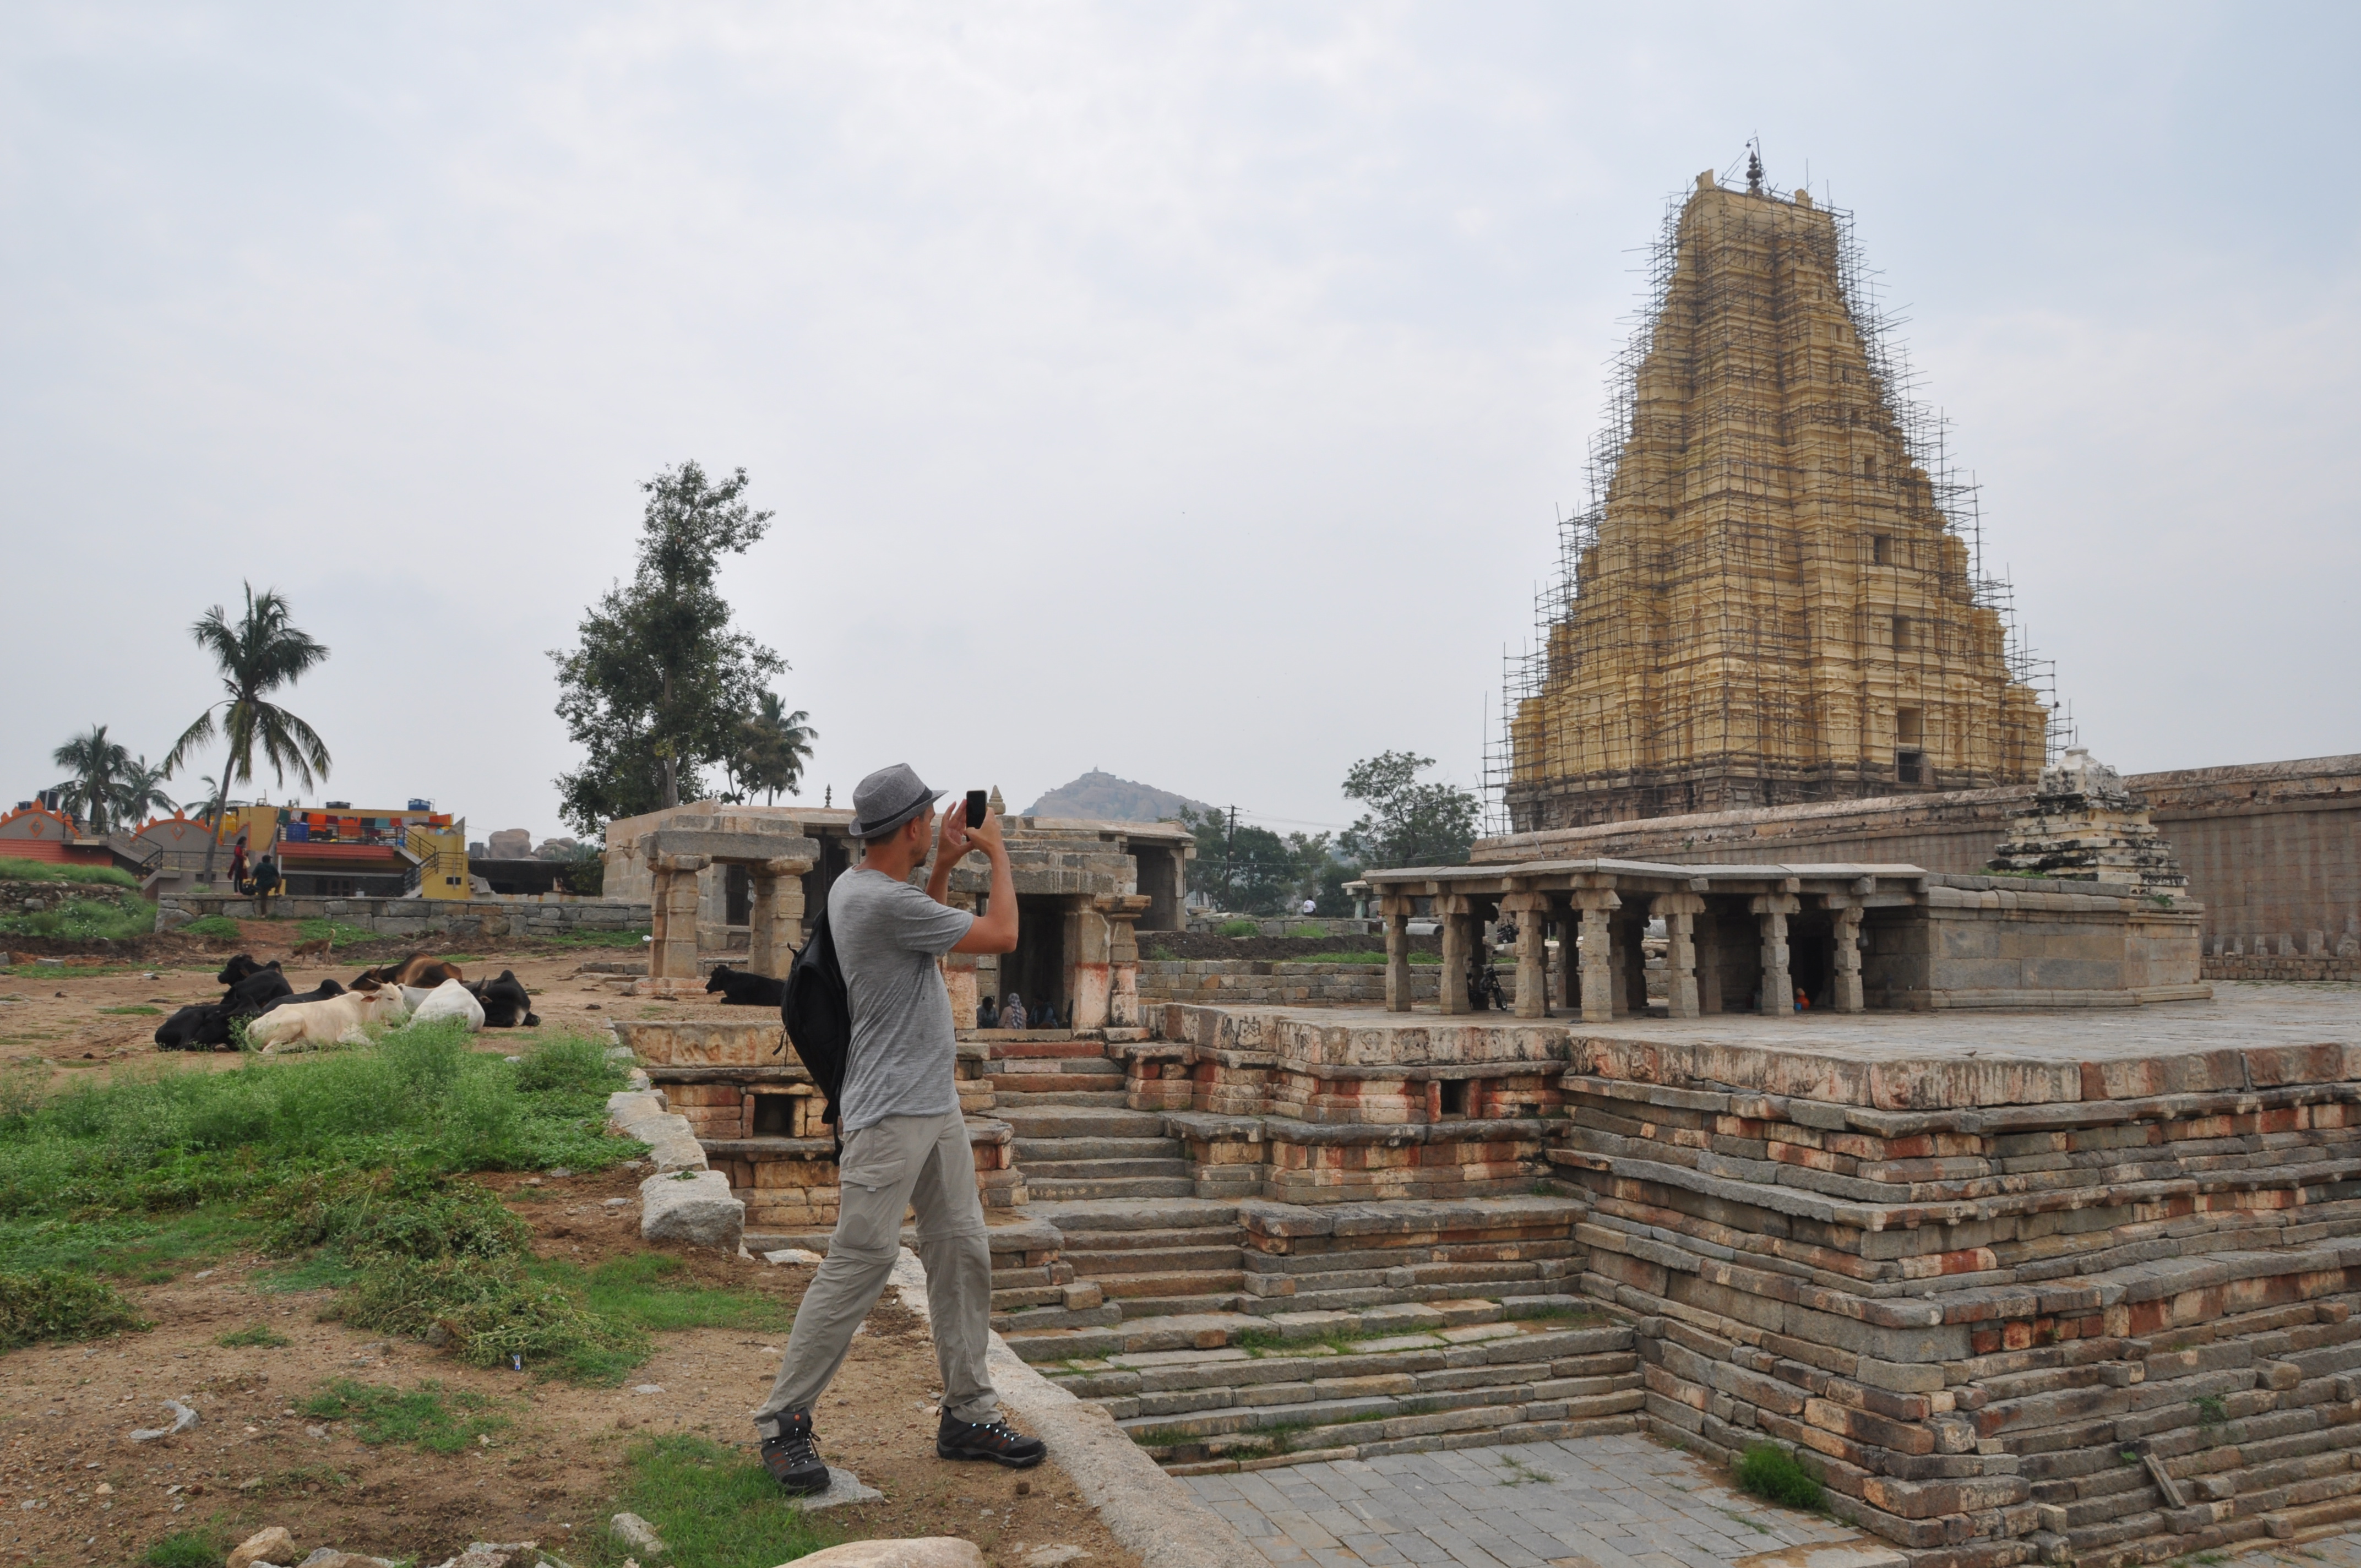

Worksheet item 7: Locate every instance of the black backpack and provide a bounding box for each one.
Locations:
[780,904,851,1131]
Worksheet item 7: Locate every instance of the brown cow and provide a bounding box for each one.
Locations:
[353,952,465,988]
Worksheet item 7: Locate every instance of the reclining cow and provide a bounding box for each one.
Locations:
[255,977,345,1016]
[155,1004,235,1050]
[704,964,786,1007]
[245,986,410,1052]
[404,978,485,1032]
[354,953,465,989]
[465,971,540,1028]
[217,956,293,1016]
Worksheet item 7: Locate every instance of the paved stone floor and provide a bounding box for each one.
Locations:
[1181,1433,1863,1568]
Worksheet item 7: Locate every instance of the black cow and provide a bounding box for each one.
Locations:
[253,977,346,1016]
[216,953,271,986]
[705,964,785,1007]
[466,970,540,1028]
[154,1004,235,1051]
[222,962,292,1017]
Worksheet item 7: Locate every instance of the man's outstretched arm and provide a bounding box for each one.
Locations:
[935,799,1019,955]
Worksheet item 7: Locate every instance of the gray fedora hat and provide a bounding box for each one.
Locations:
[845,763,944,841]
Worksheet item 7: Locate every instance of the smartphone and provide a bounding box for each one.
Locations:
[965,790,990,831]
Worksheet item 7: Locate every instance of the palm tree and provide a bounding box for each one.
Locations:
[116,756,179,827]
[163,583,332,887]
[50,725,134,836]
[738,693,817,806]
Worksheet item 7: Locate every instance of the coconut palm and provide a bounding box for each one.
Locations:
[50,725,135,836]
[737,693,817,806]
[162,583,332,886]
[116,756,179,826]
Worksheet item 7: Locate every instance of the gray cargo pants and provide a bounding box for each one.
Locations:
[753,1108,999,1434]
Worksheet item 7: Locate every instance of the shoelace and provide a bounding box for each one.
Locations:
[767,1427,822,1467]
[956,1418,1026,1449]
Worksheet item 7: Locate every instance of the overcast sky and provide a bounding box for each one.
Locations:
[5,3,2356,844]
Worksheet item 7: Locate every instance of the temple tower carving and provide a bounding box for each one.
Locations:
[1505,166,2050,831]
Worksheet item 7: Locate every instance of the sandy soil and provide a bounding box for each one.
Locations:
[0,938,1144,1568]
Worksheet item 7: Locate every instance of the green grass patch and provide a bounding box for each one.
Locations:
[301,1377,508,1452]
[0,858,139,888]
[294,918,379,948]
[565,1433,836,1568]
[1216,919,1260,937]
[217,1321,292,1348]
[0,896,157,941]
[178,915,244,940]
[100,1005,162,1016]
[0,1267,150,1348]
[569,1253,795,1336]
[1734,1441,1825,1510]
[142,1528,224,1568]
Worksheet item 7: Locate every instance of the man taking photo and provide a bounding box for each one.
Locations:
[754,763,1046,1493]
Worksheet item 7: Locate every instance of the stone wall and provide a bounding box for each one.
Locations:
[1140,960,1448,1008]
[156,892,648,940]
[2205,954,2361,984]
[1475,753,2361,964]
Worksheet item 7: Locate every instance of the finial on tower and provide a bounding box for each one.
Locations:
[1745,141,1764,195]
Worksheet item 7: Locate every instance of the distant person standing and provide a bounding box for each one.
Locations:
[752,764,1045,1494]
[228,837,249,894]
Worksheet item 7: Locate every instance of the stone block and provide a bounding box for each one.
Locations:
[640,1169,745,1251]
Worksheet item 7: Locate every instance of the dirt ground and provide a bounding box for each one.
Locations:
[0,933,1146,1568]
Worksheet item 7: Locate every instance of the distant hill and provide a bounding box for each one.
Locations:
[1022,770,1212,823]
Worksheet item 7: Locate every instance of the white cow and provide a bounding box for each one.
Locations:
[406,977,485,1032]
[246,985,411,1052]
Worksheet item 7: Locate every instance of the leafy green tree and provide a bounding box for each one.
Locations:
[49,725,134,836]
[1175,807,1336,916]
[727,692,817,805]
[550,462,786,836]
[1338,752,1480,869]
[116,756,179,826]
[162,584,332,886]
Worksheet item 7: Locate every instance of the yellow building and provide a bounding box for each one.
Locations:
[1506,166,2049,831]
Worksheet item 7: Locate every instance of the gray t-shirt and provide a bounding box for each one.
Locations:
[829,868,976,1132]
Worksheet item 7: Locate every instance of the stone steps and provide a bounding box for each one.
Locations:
[1022,1314,1639,1473]
[1065,1244,1243,1276]
[1024,1174,1200,1201]
[1020,1156,1193,1181]
[989,1088,1130,1108]
[997,1106,1168,1139]
[1013,1136,1179,1163]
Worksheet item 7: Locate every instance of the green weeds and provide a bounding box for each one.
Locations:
[178,916,244,940]
[1734,1441,1825,1511]
[0,1267,150,1347]
[0,896,157,941]
[216,1322,292,1348]
[301,1378,507,1452]
[142,1529,224,1568]
[99,1005,162,1016]
[1216,919,1260,937]
[0,858,140,888]
[564,1434,835,1568]
[294,918,378,948]
[2194,1395,2229,1428]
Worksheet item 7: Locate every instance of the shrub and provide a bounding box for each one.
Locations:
[142,1530,224,1568]
[0,896,157,941]
[1217,918,1260,938]
[341,1254,646,1380]
[0,1267,150,1348]
[0,858,140,889]
[1734,1441,1825,1510]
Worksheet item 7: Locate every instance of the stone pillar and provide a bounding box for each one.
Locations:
[1070,905,1113,1030]
[1501,892,1549,1019]
[747,855,813,978]
[1615,911,1649,1018]
[1697,907,1723,1014]
[1751,894,1799,1015]
[1437,897,1474,1016]
[1106,898,1145,1028]
[648,852,709,981]
[1383,899,1414,1013]
[1831,903,1865,1014]
[942,951,981,1030]
[1653,893,1705,1019]
[1554,902,1579,1012]
[1574,890,1620,1024]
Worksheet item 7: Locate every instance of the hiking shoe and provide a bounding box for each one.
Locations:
[937,1411,1046,1468]
[760,1411,831,1495]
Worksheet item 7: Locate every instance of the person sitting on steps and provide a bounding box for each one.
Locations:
[752,764,1045,1494]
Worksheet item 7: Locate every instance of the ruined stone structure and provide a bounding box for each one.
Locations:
[1988,749,2189,897]
[1505,169,2048,830]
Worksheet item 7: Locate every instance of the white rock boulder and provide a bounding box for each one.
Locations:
[639,1169,743,1252]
